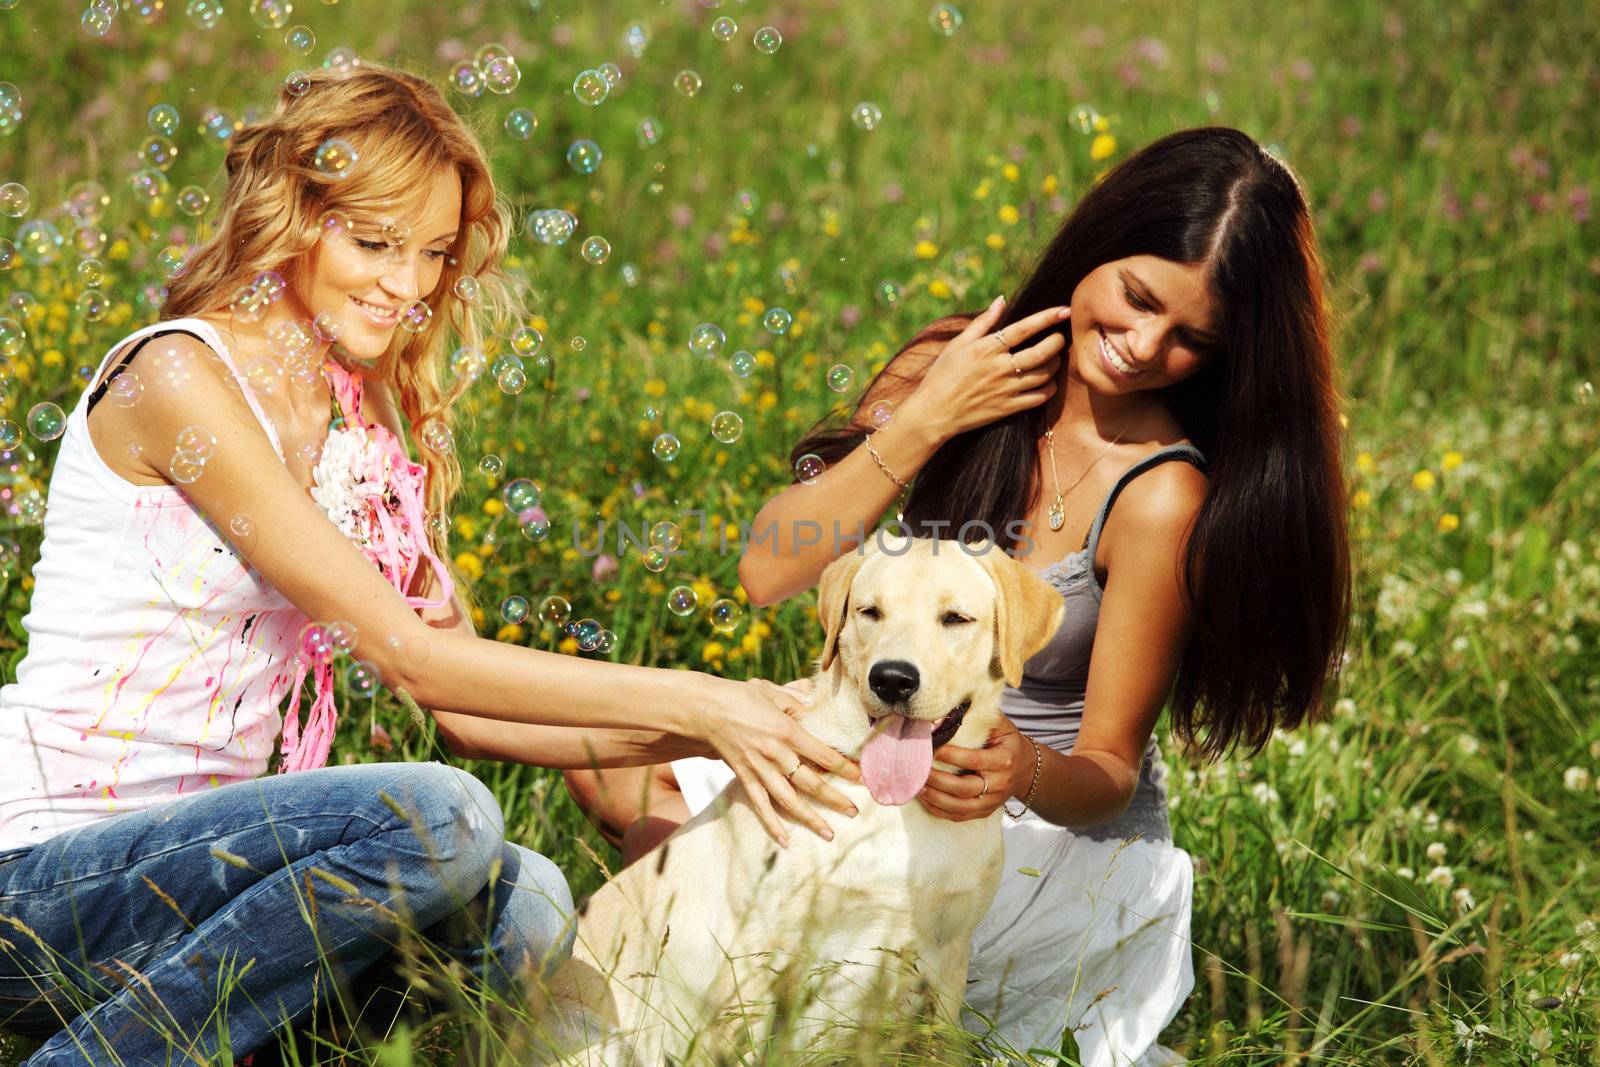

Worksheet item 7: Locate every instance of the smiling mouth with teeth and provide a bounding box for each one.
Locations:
[868,698,972,749]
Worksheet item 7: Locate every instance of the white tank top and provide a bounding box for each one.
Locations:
[0,317,309,851]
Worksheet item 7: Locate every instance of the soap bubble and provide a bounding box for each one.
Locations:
[176,185,211,216]
[286,25,315,55]
[156,245,189,279]
[599,62,622,87]
[186,0,224,29]
[674,70,703,97]
[64,180,109,224]
[314,138,358,180]
[650,521,681,551]
[1071,104,1100,135]
[850,102,883,131]
[0,421,18,449]
[667,585,698,616]
[500,595,530,624]
[177,425,218,459]
[312,311,342,343]
[794,453,826,484]
[580,236,610,264]
[0,240,13,272]
[453,275,480,303]
[481,53,521,95]
[510,326,543,357]
[752,26,782,54]
[477,454,503,479]
[688,322,725,359]
[398,299,432,332]
[538,595,571,626]
[529,208,577,245]
[76,290,108,321]
[623,22,648,57]
[451,61,485,97]
[762,307,792,334]
[572,69,609,105]
[419,420,454,454]
[0,319,19,357]
[27,402,65,442]
[868,399,896,428]
[381,218,410,244]
[594,629,617,654]
[0,183,28,218]
[642,546,669,572]
[652,433,680,462]
[636,117,662,148]
[711,16,737,40]
[503,477,541,514]
[566,139,602,175]
[710,411,743,444]
[826,364,856,392]
[929,2,963,35]
[574,619,603,652]
[495,359,526,395]
[709,598,743,633]
[345,661,380,696]
[128,168,171,207]
[249,0,292,29]
[18,220,63,266]
[729,350,755,377]
[147,104,181,137]
[874,279,903,307]
[297,622,334,662]
[569,336,587,352]
[82,7,114,35]
[504,107,537,140]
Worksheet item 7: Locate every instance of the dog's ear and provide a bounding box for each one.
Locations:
[980,547,1066,687]
[816,549,870,672]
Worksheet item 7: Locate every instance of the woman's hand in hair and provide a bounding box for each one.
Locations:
[903,296,1070,441]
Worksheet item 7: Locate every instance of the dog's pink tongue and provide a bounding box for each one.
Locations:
[860,715,935,806]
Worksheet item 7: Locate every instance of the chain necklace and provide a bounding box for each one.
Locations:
[1042,413,1142,532]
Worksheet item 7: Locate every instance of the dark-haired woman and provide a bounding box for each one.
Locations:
[568,126,1351,1065]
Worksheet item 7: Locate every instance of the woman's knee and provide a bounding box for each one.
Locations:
[378,763,507,899]
[495,843,577,978]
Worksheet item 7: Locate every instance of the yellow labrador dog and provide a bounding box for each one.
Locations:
[534,534,1064,1064]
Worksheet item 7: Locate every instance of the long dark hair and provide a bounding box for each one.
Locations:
[794,126,1351,762]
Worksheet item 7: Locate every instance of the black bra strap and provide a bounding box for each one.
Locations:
[85,329,208,416]
[1080,444,1209,554]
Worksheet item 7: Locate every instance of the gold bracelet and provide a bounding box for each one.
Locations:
[1002,736,1043,819]
[863,433,910,490]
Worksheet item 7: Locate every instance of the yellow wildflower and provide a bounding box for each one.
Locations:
[1352,489,1372,509]
[644,378,667,397]
[1437,513,1460,533]
[495,623,525,643]
[1041,174,1060,195]
[985,233,1006,251]
[470,605,485,629]
[646,320,665,337]
[752,621,772,639]
[1411,470,1436,491]
[914,239,939,260]
[605,588,622,603]
[1001,163,1020,182]
[742,296,765,315]
[41,349,64,368]
[1092,114,1109,133]
[454,515,479,540]
[1441,451,1463,471]
[758,390,777,411]
[741,633,761,655]
[928,279,953,299]
[559,635,579,655]
[1355,451,1374,473]
[972,179,992,201]
[482,498,504,516]
[823,216,841,237]
[1090,134,1117,162]
[702,641,726,663]
[997,204,1020,225]
[530,315,550,333]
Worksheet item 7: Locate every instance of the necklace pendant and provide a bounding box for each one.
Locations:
[1047,499,1065,532]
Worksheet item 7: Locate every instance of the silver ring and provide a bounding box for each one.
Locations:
[996,327,1010,348]
[977,774,989,798]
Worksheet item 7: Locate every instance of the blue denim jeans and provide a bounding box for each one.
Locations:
[0,761,576,1065]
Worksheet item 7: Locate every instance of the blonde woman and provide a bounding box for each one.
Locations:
[0,64,858,1063]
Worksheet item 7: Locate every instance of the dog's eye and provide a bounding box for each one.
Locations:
[941,612,973,626]
[858,605,882,620]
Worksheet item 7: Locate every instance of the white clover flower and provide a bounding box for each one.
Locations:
[1396,865,1415,880]
[1334,697,1356,717]
[1559,951,1582,969]
[1450,635,1470,653]
[1458,734,1481,756]
[1391,638,1418,658]
[1529,1026,1552,1053]
[1251,781,1280,805]
[1321,889,1342,909]
[1576,918,1597,938]
[1452,887,1475,914]
[1427,842,1448,863]
[1425,865,1455,887]
[1564,766,1592,791]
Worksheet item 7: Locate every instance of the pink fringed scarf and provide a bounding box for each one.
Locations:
[278,358,455,773]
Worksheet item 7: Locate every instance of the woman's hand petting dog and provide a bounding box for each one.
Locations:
[689,676,861,848]
[918,713,1034,821]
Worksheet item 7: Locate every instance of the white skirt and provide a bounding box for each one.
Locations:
[670,756,1195,1067]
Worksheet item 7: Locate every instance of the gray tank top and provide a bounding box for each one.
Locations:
[1004,442,1207,844]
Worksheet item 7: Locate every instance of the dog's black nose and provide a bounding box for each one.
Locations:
[868,660,920,704]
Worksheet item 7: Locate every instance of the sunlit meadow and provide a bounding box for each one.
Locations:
[0,0,1596,1063]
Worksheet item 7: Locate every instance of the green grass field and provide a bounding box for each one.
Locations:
[0,0,1597,1062]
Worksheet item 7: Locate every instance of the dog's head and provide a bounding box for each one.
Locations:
[815,534,1065,806]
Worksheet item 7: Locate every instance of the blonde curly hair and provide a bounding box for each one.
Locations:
[163,60,523,601]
